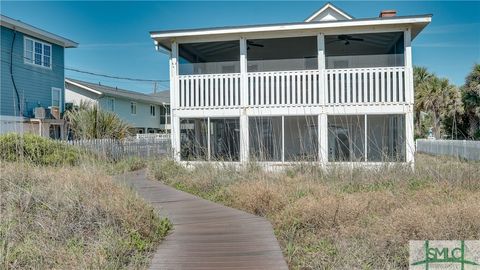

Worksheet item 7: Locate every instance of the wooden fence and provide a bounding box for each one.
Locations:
[416,139,480,161]
[68,137,171,160]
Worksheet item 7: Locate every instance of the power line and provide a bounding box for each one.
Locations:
[65,67,169,83]
[1,48,170,84]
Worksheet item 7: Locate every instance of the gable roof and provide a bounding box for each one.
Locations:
[65,78,170,105]
[304,3,353,22]
[0,14,78,48]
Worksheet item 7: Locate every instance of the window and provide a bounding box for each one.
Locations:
[367,115,405,162]
[51,88,61,109]
[24,37,52,68]
[249,117,282,161]
[160,105,171,125]
[284,116,318,161]
[180,118,208,161]
[328,115,365,162]
[106,98,115,111]
[130,102,136,115]
[210,118,240,161]
[150,105,156,117]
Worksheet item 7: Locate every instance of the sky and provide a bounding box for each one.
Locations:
[1,1,479,93]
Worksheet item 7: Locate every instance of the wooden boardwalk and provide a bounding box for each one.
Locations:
[117,170,288,270]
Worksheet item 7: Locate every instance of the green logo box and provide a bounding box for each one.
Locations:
[410,240,480,270]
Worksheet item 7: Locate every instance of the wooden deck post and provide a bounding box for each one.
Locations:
[170,41,181,161]
[317,33,328,166]
[319,113,328,165]
[404,28,413,104]
[317,33,326,106]
[239,37,249,164]
[404,28,415,166]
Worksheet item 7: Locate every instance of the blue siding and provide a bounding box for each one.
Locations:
[1,26,65,118]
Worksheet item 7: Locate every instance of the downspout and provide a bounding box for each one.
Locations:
[10,29,22,116]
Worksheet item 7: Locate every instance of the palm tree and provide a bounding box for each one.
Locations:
[65,104,131,140]
[461,64,480,139]
[413,66,433,137]
[416,76,462,138]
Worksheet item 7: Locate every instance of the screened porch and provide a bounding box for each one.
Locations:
[178,114,406,163]
[176,31,409,109]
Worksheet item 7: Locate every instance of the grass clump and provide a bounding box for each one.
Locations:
[0,133,82,166]
[102,156,149,175]
[148,154,480,269]
[0,162,171,269]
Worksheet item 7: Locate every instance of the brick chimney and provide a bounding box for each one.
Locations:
[379,10,397,18]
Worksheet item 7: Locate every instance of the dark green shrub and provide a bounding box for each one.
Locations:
[0,133,81,166]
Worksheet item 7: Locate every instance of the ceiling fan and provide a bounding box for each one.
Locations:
[329,35,364,45]
[247,40,264,50]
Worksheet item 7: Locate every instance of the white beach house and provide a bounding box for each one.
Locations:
[150,3,431,165]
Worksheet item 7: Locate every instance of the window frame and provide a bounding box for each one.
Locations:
[107,97,115,111]
[150,105,156,117]
[24,36,52,69]
[51,87,62,111]
[130,101,137,115]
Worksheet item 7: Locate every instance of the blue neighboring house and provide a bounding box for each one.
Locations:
[0,14,78,139]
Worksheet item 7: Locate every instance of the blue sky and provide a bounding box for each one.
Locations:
[1,1,479,93]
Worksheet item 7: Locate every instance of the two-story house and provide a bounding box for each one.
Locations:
[150,3,431,166]
[65,78,170,134]
[0,15,78,139]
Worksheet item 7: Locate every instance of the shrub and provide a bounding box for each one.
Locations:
[148,158,187,182]
[65,104,131,140]
[0,133,81,166]
[0,162,171,269]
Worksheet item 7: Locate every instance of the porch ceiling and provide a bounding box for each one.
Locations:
[177,32,403,62]
[325,32,404,56]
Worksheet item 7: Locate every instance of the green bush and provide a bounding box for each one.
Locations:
[0,133,81,166]
[148,158,187,182]
[1,162,172,269]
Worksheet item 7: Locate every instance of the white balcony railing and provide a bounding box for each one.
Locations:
[177,67,407,109]
[325,67,406,105]
[247,70,320,106]
[178,73,241,108]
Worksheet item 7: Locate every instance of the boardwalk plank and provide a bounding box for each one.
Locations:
[117,170,288,270]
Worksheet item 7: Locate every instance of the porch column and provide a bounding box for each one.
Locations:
[318,34,328,165]
[239,37,249,163]
[170,41,181,161]
[404,28,413,104]
[318,113,328,165]
[404,28,415,167]
[317,33,326,106]
[171,114,180,161]
[406,110,415,167]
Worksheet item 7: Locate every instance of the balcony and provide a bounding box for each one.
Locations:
[175,32,410,109]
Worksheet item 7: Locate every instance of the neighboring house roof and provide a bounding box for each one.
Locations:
[304,3,354,22]
[0,14,78,48]
[65,78,170,105]
[149,91,171,104]
[151,13,431,51]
